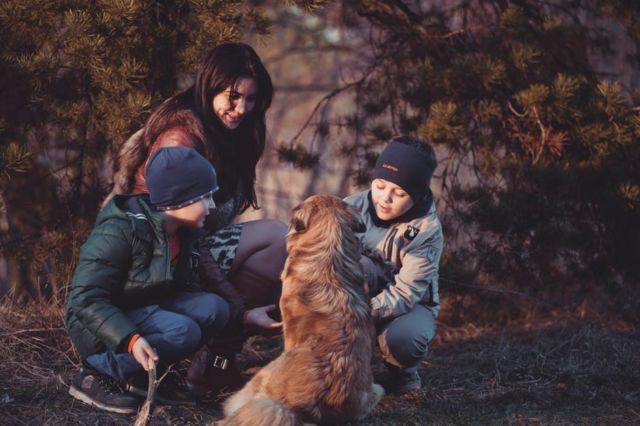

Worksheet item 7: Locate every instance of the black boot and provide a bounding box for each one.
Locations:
[384,363,421,395]
[185,338,245,397]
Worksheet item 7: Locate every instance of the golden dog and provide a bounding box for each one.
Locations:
[219,195,384,425]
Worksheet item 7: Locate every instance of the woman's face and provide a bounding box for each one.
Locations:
[212,77,258,130]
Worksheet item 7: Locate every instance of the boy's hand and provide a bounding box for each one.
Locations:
[131,337,159,371]
[243,304,282,330]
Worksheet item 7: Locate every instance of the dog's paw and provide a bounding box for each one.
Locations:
[372,383,385,398]
[355,383,385,420]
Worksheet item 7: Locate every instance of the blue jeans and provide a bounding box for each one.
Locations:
[86,291,229,381]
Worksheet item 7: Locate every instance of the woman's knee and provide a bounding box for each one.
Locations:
[241,219,287,246]
[263,219,288,241]
[259,219,287,258]
[235,219,287,279]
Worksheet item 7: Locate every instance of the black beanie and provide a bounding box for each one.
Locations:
[372,138,437,203]
[145,147,219,210]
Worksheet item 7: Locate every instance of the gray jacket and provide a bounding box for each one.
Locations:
[344,190,443,320]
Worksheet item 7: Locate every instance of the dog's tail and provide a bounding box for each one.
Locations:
[217,397,304,426]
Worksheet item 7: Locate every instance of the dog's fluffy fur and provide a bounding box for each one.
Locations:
[219,195,384,425]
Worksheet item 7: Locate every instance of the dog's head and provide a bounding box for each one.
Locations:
[289,195,365,238]
[285,195,368,302]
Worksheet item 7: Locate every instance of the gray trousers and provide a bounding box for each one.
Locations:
[86,291,229,381]
[377,304,436,371]
[361,255,437,371]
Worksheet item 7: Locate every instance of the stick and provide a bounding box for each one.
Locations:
[133,363,157,426]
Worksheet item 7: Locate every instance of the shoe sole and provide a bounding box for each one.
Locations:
[127,385,197,406]
[69,385,138,414]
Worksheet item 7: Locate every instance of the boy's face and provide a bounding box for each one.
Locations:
[167,194,215,229]
[370,178,414,221]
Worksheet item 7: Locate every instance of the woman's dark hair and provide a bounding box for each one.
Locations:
[143,42,273,212]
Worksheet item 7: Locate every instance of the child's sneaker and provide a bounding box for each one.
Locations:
[68,368,140,414]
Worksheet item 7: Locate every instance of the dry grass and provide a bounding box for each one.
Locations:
[1,299,638,425]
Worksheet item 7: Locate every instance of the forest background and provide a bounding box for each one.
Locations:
[0,0,639,424]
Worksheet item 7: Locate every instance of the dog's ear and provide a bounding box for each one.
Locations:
[291,216,307,233]
[289,203,312,233]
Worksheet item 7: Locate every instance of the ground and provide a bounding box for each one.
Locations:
[0,301,638,425]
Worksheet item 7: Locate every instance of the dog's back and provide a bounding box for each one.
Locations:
[221,196,384,425]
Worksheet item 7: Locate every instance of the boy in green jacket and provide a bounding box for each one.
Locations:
[66,147,279,413]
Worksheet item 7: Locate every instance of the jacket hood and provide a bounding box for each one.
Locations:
[98,194,163,244]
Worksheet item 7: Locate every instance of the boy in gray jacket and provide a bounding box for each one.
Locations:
[344,135,443,394]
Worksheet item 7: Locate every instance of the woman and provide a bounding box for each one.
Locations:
[106,42,286,395]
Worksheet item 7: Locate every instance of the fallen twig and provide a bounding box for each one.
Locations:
[133,363,157,426]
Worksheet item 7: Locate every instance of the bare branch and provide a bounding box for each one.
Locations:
[289,80,363,143]
[133,362,157,426]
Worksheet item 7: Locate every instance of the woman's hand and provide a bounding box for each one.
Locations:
[131,337,159,371]
[243,304,282,330]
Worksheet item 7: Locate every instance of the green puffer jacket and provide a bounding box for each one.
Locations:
[66,194,201,359]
